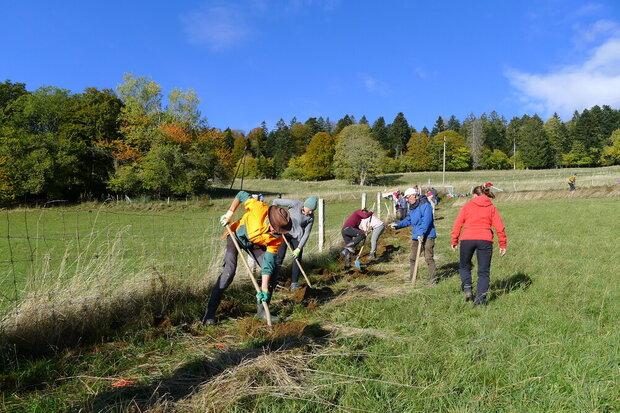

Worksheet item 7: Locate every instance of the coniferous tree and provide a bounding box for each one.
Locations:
[446,115,461,131]
[421,126,430,136]
[484,111,507,152]
[519,115,552,168]
[430,116,446,137]
[387,112,410,157]
[359,115,368,125]
[544,113,569,167]
[371,116,389,151]
[333,114,354,135]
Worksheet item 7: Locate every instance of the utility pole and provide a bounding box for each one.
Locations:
[513,136,516,170]
[442,135,447,185]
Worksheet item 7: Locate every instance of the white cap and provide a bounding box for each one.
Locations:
[404,187,418,197]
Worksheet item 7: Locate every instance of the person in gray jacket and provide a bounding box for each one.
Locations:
[273,196,318,290]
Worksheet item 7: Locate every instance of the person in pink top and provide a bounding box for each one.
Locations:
[451,185,507,306]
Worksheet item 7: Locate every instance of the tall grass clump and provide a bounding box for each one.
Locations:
[0,227,217,355]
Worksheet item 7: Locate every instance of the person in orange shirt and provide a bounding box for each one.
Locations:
[451,185,507,306]
[202,191,292,325]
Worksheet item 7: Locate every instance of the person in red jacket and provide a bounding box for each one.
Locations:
[341,209,373,268]
[451,185,507,305]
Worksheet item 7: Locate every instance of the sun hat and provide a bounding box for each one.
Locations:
[268,206,292,234]
[404,187,419,197]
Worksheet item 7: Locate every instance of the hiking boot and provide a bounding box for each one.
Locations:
[256,304,281,323]
[368,252,376,260]
[290,282,299,291]
[473,295,487,306]
[346,246,356,254]
[202,318,216,326]
[464,288,474,302]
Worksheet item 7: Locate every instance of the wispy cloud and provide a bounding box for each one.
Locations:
[506,36,620,120]
[181,6,249,51]
[360,74,389,95]
[572,19,620,48]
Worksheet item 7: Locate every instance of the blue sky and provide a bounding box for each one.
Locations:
[2,0,620,133]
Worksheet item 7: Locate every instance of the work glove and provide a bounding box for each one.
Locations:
[220,210,234,226]
[256,291,270,303]
[417,235,424,242]
[292,248,301,259]
[389,223,397,229]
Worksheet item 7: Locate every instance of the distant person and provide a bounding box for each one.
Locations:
[397,192,408,220]
[272,196,317,290]
[360,215,385,260]
[568,175,576,191]
[430,187,439,205]
[451,185,507,306]
[390,187,437,285]
[426,191,436,216]
[341,209,373,268]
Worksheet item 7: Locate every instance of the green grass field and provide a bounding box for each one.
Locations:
[0,168,619,412]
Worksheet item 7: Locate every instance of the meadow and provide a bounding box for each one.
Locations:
[0,167,618,412]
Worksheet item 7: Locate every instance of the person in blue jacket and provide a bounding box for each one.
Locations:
[390,187,437,284]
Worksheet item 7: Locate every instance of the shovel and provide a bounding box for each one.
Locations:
[354,228,372,269]
[225,224,272,327]
[282,236,313,288]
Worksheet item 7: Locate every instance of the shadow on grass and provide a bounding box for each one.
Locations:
[74,324,329,413]
[437,262,460,280]
[373,174,404,187]
[488,272,532,302]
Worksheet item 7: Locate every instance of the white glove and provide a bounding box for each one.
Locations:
[220,210,234,226]
[389,223,397,229]
[417,235,423,242]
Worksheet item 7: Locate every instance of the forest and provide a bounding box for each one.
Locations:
[1,74,620,203]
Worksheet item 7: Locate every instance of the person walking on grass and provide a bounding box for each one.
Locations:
[360,214,385,261]
[341,209,374,268]
[202,190,292,325]
[389,187,437,285]
[568,174,576,191]
[451,185,507,306]
[272,196,318,290]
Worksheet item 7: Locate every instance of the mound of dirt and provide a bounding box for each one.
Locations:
[291,286,334,303]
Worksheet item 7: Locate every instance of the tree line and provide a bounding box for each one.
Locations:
[1,75,620,203]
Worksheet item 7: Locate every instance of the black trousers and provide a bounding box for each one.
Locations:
[459,240,493,304]
[274,235,303,284]
[341,226,366,248]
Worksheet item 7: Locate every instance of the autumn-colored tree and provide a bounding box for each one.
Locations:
[403,132,432,171]
[301,132,335,180]
[600,129,620,166]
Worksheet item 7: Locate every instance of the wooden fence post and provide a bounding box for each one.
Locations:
[361,193,366,209]
[318,198,324,252]
[377,192,381,219]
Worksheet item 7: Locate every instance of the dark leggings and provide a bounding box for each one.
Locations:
[459,240,493,304]
[341,226,366,248]
[274,235,303,284]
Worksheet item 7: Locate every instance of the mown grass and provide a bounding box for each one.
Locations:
[1,191,618,412]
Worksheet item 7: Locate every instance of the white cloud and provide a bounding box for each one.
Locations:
[181,6,249,51]
[360,74,389,95]
[506,37,620,119]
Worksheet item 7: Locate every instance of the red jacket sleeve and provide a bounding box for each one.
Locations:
[491,206,507,248]
[451,205,467,246]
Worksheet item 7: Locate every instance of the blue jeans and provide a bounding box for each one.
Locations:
[459,240,493,304]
